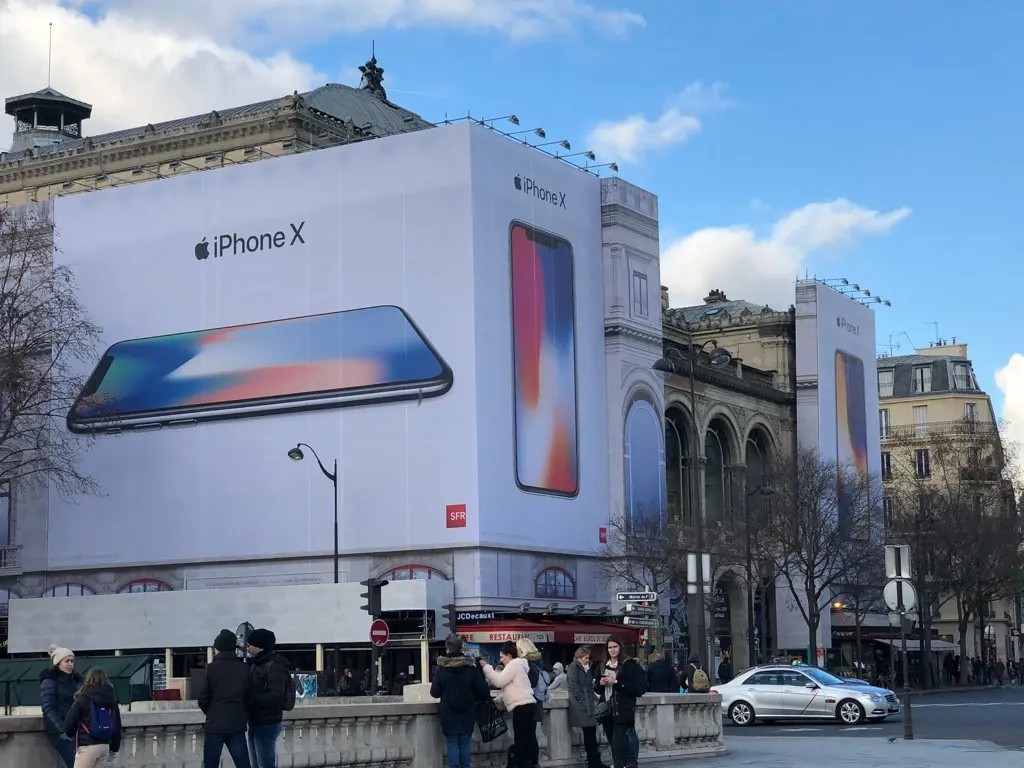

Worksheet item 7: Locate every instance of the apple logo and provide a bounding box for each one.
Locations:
[513,175,522,191]
[195,238,210,260]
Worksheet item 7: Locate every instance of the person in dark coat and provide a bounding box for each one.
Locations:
[63,666,122,766]
[567,646,608,768]
[430,634,489,768]
[245,628,290,768]
[595,635,646,768]
[39,644,82,768]
[680,653,704,692]
[645,652,678,693]
[199,629,251,768]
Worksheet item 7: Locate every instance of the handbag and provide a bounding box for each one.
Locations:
[475,697,509,744]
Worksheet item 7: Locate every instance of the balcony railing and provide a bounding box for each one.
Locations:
[881,419,999,441]
[0,545,22,576]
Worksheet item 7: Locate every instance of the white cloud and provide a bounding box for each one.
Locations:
[661,199,911,310]
[0,0,323,152]
[66,0,645,45]
[995,354,1024,458]
[586,81,732,165]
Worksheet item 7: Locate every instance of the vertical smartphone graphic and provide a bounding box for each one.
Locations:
[835,350,868,521]
[67,305,453,434]
[509,221,580,497]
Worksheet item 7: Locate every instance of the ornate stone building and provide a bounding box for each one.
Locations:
[658,287,797,669]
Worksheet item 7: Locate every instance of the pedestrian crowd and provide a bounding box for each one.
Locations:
[40,630,714,768]
[39,627,295,768]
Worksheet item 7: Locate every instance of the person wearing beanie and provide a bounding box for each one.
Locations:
[245,628,291,768]
[198,629,251,768]
[39,644,81,768]
[430,634,488,768]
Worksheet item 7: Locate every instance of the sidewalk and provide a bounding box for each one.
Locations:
[659,737,1019,767]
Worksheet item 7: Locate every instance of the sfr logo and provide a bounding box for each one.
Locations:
[446,504,467,529]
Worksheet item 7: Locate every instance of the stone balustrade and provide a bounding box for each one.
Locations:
[0,693,725,767]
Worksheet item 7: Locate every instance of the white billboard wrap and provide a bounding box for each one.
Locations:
[786,280,881,652]
[47,123,608,568]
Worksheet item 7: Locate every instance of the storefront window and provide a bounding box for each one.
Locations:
[43,583,95,597]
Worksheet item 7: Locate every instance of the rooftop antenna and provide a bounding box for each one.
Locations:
[372,39,375,58]
[881,334,899,357]
[47,22,53,87]
[927,321,939,343]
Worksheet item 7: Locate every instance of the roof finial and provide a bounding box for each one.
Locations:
[47,22,53,87]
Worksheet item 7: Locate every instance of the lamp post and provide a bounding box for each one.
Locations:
[287,443,339,583]
[287,442,341,688]
[745,482,774,667]
[654,339,732,670]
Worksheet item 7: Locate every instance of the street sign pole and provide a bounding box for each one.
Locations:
[885,546,914,741]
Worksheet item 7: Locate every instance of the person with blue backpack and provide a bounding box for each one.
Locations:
[63,666,122,768]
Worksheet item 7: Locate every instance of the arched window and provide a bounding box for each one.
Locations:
[43,583,95,597]
[0,588,20,617]
[665,407,692,524]
[535,567,576,599]
[705,419,733,524]
[117,579,173,594]
[381,565,449,581]
[623,391,666,529]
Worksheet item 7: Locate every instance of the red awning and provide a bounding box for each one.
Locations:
[457,620,640,646]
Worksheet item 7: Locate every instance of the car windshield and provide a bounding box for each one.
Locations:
[803,668,846,686]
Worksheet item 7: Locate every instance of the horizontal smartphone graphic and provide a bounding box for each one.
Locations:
[67,305,453,434]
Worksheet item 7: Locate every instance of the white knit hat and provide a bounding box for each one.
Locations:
[47,644,74,666]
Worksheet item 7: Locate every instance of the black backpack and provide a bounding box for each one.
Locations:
[283,671,297,711]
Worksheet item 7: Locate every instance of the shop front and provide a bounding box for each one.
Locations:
[457,620,641,668]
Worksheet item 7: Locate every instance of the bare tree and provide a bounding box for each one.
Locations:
[0,203,103,497]
[887,425,1023,684]
[758,447,882,658]
[596,508,687,599]
[834,531,887,677]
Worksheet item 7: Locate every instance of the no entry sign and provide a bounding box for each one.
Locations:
[369,619,390,647]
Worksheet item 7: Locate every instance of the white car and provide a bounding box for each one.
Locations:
[712,665,900,726]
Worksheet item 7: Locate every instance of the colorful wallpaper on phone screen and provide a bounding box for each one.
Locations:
[835,351,869,522]
[510,223,579,496]
[73,306,446,419]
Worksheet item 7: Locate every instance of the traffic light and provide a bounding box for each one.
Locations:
[360,578,389,617]
[442,603,456,633]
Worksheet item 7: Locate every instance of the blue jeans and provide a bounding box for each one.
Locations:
[247,722,283,768]
[205,730,251,768]
[445,732,472,768]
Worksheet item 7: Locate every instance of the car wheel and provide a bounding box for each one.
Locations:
[728,700,755,726]
[837,699,866,725]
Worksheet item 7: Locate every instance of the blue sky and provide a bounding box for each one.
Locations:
[2,0,1022,434]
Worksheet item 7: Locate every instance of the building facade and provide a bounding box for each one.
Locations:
[878,341,1021,663]
[0,78,667,682]
[658,288,798,669]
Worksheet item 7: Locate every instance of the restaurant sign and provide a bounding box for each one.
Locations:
[573,634,611,644]
[459,631,555,644]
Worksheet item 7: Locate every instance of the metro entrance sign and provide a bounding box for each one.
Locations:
[369,619,390,647]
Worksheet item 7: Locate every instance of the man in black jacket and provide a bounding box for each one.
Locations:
[430,634,489,768]
[199,629,251,768]
[645,652,678,693]
[245,628,290,768]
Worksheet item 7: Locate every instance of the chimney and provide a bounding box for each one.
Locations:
[704,289,728,305]
[661,285,670,311]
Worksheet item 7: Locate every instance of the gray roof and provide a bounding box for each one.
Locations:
[670,299,785,325]
[5,86,93,116]
[2,83,432,163]
[876,353,981,398]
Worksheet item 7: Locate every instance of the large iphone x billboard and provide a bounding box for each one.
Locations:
[795,280,880,484]
[47,122,607,568]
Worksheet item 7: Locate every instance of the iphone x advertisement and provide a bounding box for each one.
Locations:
[835,350,868,524]
[44,120,608,570]
[509,222,579,497]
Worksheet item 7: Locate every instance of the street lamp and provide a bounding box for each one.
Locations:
[745,481,774,667]
[287,443,339,584]
[653,339,732,669]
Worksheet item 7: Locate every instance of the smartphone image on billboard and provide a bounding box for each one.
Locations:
[509,221,580,498]
[835,349,869,520]
[67,305,453,434]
